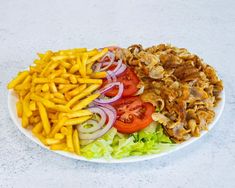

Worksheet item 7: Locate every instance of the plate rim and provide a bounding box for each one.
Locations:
[7,90,225,163]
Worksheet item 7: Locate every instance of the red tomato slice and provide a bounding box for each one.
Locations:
[105,68,139,97]
[112,96,155,133]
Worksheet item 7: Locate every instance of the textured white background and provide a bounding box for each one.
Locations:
[0,0,235,187]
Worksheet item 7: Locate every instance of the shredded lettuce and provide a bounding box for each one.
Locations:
[80,122,174,159]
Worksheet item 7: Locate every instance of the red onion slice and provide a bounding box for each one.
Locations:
[102,61,118,66]
[77,107,106,133]
[115,63,127,76]
[99,51,114,63]
[104,60,126,76]
[112,59,122,73]
[106,72,112,83]
[97,82,118,94]
[79,107,116,140]
[93,63,102,72]
[95,82,124,104]
[78,120,101,133]
[93,103,117,117]
[107,71,117,82]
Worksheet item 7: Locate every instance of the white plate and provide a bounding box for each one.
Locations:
[8,90,225,163]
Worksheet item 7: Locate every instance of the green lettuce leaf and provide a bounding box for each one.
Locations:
[80,122,174,159]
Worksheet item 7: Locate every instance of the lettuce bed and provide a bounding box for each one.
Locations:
[80,122,174,159]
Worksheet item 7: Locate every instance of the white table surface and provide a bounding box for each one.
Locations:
[1,0,235,187]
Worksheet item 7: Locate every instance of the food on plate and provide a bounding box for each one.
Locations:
[112,96,155,133]
[7,44,223,159]
[115,44,223,142]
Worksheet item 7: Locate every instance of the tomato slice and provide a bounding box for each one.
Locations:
[105,68,139,97]
[112,96,155,133]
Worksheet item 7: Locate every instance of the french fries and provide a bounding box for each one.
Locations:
[72,93,100,111]
[66,126,74,152]
[8,47,109,156]
[66,84,100,108]
[77,78,102,84]
[7,71,29,89]
[37,102,51,135]
[64,116,92,126]
[73,129,80,155]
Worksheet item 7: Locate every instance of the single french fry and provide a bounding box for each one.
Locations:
[29,100,36,111]
[65,109,92,118]
[73,129,80,155]
[58,48,87,55]
[90,72,107,79]
[33,77,49,84]
[41,50,54,62]
[40,61,54,76]
[46,138,61,145]
[66,126,74,152]
[32,110,39,116]
[77,78,102,84]
[29,116,35,124]
[64,116,91,126]
[69,64,80,74]
[50,143,67,151]
[23,93,32,117]
[41,83,49,92]
[64,92,72,101]
[37,102,51,135]
[61,61,72,69]
[51,98,67,105]
[48,112,58,120]
[30,93,55,108]
[35,84,42,93]
[22,112,29,128]
[69,75,77,84]
[86,63,93,75]
[84,49,99,57]
[54,78,69,84]
[51,55,68,61]
[72,93,100,111]
[19,90,28,98]
[76,57,83,76]
[42,61,59,76]
[67,84,86,97]
[50,105,71,113]
[59,84,77,93]
[49,116,67,137]
[16,100,23,117]
[32,122,43,134]
[48,70,63,80]
[30,66,40,73]
[42,130,46,137]
[45,61,59,76]
[49,82,57,93]
[43,92,53,99]
[33,132,47,145]
[73,48,87,53]
[32,116,40,124]
[61,73,71,79]
[60,127,68,135]
[66,84,99,107]
[7,71,29,89]
[54,133,65,140]
[53,92,65,99]
[81,54,88,77]
[14,75,32,90]
[87,48,108,64]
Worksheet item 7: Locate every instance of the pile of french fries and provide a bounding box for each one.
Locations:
[8,47,108,155]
